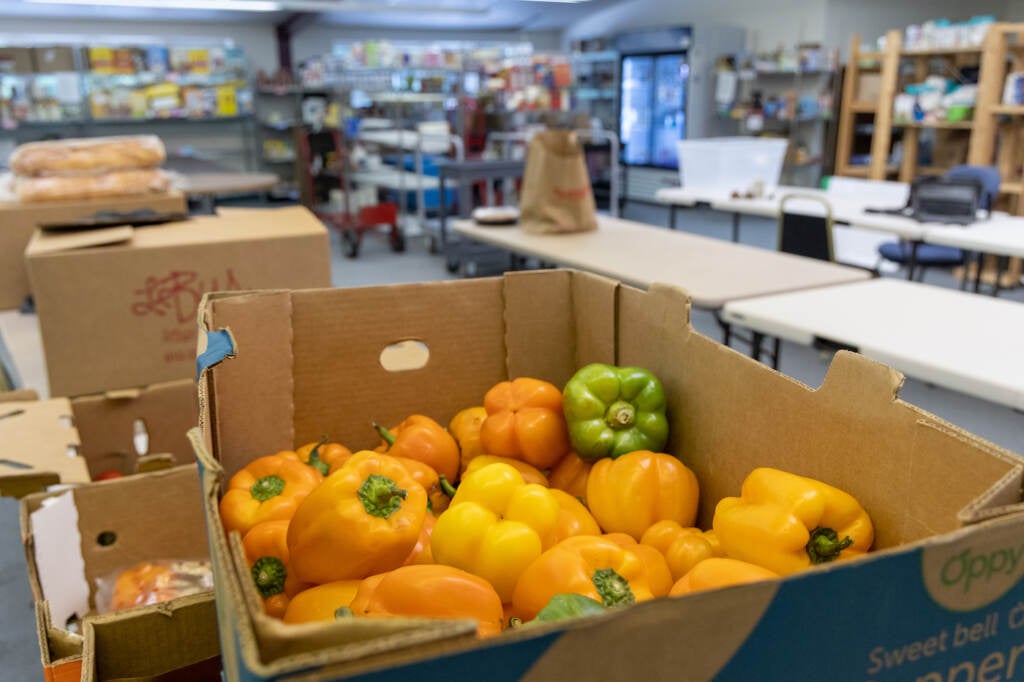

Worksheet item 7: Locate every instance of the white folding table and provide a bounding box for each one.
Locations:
[721,279,1024,410]
[452,216,870,313]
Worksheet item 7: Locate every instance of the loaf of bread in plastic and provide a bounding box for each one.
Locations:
[14,169,172,202]
[10,135,166,177]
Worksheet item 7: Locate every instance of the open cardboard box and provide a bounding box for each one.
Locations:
[192,271,1024,681]
[26,205,331,397]
[0,379,197,497]
[21,465,218,682]
[0,191,187,311]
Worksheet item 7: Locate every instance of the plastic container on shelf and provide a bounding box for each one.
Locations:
[676,136,788,190]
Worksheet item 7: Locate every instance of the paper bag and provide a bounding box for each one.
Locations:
[520,131,599,234]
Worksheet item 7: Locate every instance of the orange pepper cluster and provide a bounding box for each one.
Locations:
[219,372,873,636]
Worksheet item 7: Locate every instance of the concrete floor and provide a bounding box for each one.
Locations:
[0,202,1022,678]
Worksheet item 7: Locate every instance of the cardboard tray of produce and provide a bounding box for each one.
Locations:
[192,270,1024,681]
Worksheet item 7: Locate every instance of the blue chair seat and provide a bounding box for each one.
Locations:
[877,241,964,265]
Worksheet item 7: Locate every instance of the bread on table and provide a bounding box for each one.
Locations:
[15,168,172,203]
[10,135,167,177]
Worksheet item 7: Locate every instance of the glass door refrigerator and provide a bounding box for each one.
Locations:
[619,52,689,169]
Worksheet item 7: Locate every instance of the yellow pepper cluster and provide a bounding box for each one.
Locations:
[219,371,875,636]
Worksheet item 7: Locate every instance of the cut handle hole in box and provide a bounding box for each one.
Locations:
[96,531,117,547]
[379,340,430,372]
[133,418,149,456]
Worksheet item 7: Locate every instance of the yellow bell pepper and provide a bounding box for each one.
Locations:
[640,520,723,582]
[713,467,874,576]
[586,450,700,540]
[287,451,427,583]
[547,488,602,544]
[669,557,779,596]
[283,580,362,624]
[450,406,488,476]
[464,455,549,487]
[431,462,560,602]
[511,535,656,621]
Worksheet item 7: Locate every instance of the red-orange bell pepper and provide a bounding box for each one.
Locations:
[375,415,460,483]
[479,378,571,470]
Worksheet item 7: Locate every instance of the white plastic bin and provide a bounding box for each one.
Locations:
[677,137,788,190]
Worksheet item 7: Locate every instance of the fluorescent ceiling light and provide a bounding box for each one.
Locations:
[25,0,280,11]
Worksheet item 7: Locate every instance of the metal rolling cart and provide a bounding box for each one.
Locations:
[435,158,527,274]
[296,127,404,258]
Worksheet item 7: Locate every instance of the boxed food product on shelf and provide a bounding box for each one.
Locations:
[0,378,196,497]
[193,270,1023,682]
[0,190,187,310]
[31,46,78,73]
[0,47,34,74]
[26,206,331,397]
[21,465,217,682]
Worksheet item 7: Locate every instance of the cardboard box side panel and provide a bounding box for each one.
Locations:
[0,389,39,402]
[127,206,329,249]
[290,281,508,453]
[28,228,328,398]
[69,466,208,603]
[570,272,619,368]
[83,592,219,682]
[0,218,39,309]
[208,293,296,477]
[71,379,197,478]
[502,271,576,385]
[0,398,87,495]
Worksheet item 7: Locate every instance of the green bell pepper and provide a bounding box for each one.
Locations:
[562,363,668,460]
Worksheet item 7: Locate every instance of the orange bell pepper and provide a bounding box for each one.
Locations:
[640,520,724,582]
[479,378,571,470]
[404,512,436,565]
[336,452,452,515]
[602,533,673,597]
[449,406,488,475]
[511,535,656,621]
[349,564,505,638]
[669,558,779,596]
[294,438,352,476]
[283,580,362,624]
[109,562,176,612]
[586,450,700,540]
[547,488,602,544]
[548,451,592,501]
[463,455,549,487]
[242,520,308,619]
[220,453,323,535]
[374,415,460,483]
[288,451,427,583]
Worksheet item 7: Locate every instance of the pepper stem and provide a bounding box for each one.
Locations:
[439,474,457,498]
[592,568,635,608]
[250,475,285,502]
[806,527,855,564]
[306,435,330,476]
[358,473,408,518]
[372,422,397,447]
[334,606,354,619]
[251,557,287,598]
[605,401,636,430]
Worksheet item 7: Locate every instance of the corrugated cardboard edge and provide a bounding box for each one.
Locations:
[0,389,38,402]
[193,272,1024,680]
[0,397,85,497]
[80,591,219,682]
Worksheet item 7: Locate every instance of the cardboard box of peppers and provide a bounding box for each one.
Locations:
[220,363,874,635]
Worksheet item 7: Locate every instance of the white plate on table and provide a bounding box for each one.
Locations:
[472,206,520,226]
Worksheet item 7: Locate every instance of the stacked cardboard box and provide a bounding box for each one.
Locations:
[194,270,1024,681]
[26,205,332,397]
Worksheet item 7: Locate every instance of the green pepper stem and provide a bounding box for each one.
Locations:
[334,606,354,619]
[372,422,397,447]
[439,474,457,498]
[806,527,855,564]
[250,474,285,502]
[251,557,287,598]
[605,401,636,430]
[592,568,636,608]
[358,473,408,518]
[306,435,330,476]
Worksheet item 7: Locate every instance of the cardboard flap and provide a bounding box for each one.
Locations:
[817,350,905,408]
[31,492,90,629]
[0,399,88,495]
[28,225,133,255]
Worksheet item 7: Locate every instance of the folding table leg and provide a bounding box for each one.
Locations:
[906,242,919,281]
[731,213,741,242]
[992,256,1009,297]
[973,253,986,293]
[771,337,781,370]
[669,205,677,231]
[750,332,764,361]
